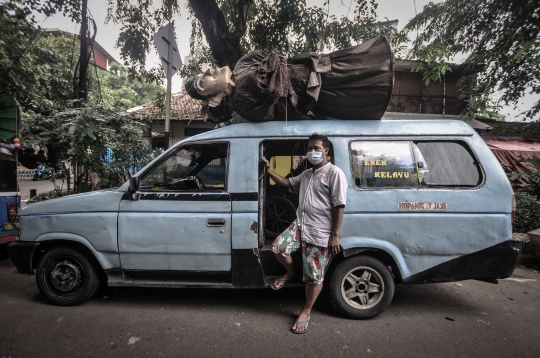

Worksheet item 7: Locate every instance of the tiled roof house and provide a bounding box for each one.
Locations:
[129,91,214,149]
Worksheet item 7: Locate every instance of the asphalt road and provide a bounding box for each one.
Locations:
[0,256,539,358]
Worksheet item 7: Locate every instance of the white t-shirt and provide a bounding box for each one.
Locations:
[288,162,348,247]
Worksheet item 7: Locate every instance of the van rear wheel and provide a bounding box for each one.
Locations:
[36,247,101,306]
[265,196,297,238]
[329,256,394,319]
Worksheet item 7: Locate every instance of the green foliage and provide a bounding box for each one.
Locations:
[0,1,74,114]
[90,62,166,110]
[19,0,409,82]
[183,0,408,74]
[410,44,452,86]
[509,156,540,197]
[405,0,540,120]
[20,103,152,192]
[22,0,180,83]
[505,155,540,232]
[245,0,407,53]
[513,192,540,233]
[0,1,165,114]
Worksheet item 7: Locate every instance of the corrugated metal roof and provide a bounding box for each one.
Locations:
[44,28,118,63]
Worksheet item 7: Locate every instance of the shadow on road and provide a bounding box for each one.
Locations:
[0,257,501,319]
[20,280,480,319]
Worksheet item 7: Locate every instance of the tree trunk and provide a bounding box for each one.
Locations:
[187,0,246,68]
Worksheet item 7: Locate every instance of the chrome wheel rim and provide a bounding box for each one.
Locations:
[340,266,384,310]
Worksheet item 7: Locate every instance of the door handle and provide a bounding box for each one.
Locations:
[207,218,226,227]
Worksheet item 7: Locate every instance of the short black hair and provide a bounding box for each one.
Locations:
[184,75,206,101]
[308,133,331,149]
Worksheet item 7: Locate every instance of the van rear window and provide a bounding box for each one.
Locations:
[350,140,482,189]
[414,142,481,187]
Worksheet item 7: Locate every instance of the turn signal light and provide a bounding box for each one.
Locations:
[13,217,20,241]
[7,202,18,221]
[511,195,516,223]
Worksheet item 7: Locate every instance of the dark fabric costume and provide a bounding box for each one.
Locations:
[231,36,394,122]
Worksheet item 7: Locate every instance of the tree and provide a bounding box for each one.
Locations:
[405,0,540,120]
[0,2,74,114]
[18,0,178,82]
[90,62,166,110]
[1,1,165,113]
[22,0,406,80]
[184,0,408,71]
[21,104,153,193]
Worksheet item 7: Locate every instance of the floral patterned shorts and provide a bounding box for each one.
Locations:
[271,221,331,284]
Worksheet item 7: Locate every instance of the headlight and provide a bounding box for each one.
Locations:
[13,217,20,241]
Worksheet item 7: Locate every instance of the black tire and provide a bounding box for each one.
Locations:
[36,247,101,306]
[329,255,394,319]
[0,244,8,259]
[265,196,297,238]
[32,173,38,181]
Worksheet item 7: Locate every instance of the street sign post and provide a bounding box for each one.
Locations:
[153,23,182,149]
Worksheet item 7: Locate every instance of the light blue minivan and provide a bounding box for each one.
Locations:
[8,120,520,319]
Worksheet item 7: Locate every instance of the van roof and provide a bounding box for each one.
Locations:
[186,119,476,142]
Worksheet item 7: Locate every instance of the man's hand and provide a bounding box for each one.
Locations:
[261,156,292,188]
[328,233,341,255]
[261,156,270,170]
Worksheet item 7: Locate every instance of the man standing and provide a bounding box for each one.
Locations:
[261,133,348,334]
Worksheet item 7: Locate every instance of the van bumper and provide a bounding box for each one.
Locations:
[7,242,39,274]
[403,240,521,284]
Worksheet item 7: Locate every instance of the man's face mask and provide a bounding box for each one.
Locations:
[306,151,324,165]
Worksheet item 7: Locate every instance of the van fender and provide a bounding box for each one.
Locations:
[340,238,411,279]
[35,232,120,269]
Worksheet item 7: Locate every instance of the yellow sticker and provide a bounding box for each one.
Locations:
[374,172,410,179]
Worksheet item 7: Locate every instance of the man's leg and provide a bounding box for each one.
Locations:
[273,253,295,289]
[292,243,331,333]
[292,282,323,332]
[271,222,301,289]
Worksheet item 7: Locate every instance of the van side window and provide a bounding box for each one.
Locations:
[140,143,228,192]
[351,141,417,189]
[414,142,481,187]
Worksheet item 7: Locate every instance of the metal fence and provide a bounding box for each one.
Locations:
[102,148,149,173]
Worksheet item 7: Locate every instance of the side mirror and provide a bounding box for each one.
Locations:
[129,177,140,201]
[417,162,424,169]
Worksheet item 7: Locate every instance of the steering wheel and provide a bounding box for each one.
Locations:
[195,176,207,190]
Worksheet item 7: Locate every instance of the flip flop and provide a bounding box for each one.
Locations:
[291,318,311,334]
[270,277,293,290]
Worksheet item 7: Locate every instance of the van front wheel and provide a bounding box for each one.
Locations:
[329,256,394,319]
[36,247,101,306]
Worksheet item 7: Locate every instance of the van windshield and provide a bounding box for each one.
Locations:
[140,143,228,191]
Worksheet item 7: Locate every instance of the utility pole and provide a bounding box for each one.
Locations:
[165,23,173,149]
[78,0,89,102]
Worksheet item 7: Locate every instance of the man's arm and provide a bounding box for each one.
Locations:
[328,205,345,255]
[261,156,292,188]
